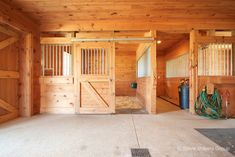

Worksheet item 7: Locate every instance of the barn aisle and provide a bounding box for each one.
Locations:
[0,113,234,157]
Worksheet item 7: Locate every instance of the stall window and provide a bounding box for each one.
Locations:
[41,44,72,76]
[81,48,109,75]
[198,43,234,76]
[137,47,151,77]
[166,53,189,78]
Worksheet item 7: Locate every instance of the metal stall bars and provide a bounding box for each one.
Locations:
[41,44,72,76]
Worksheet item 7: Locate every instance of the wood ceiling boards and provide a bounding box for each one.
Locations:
[3,0,235,31]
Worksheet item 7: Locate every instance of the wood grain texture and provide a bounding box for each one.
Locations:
[160,39,190,105]
[0,27,20,123]
[156,55,166,97]
[115,43,137,96]
[40,77,75,114]
[3,0,235,31]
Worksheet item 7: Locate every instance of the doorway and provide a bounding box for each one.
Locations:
[114,43,146,114]
[156,31,189,113]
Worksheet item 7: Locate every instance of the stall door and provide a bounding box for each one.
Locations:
[74,42,115,114]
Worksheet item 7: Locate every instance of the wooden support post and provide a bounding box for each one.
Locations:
[149,30,157,114]
[110,42,115,113]
[74,43,80,113]
[19,33,33,117]
[189,30,199,114]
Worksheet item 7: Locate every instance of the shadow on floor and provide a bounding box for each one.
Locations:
[156,97,181,114]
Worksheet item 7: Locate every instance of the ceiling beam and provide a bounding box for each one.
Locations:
[0,1,39,33]
[40,19,235,32]
[0,37,18,50]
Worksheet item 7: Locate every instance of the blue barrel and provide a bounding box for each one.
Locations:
[179,85,189,109]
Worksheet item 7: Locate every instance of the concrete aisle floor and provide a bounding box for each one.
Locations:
[0,111,235,157]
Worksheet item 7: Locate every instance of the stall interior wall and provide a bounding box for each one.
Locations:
[197,42,235,117]
[115,44,136,96]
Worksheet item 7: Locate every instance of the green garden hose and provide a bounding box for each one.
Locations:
[194,89,222,119]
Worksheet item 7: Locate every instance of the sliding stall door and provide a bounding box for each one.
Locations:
[74,42,115,114]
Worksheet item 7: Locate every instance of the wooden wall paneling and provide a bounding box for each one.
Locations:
[0,28,20,123]
[0,70,19,79]
[115,43,137,96]
[156,55,166,97]
[40,77,75,114]
[0,37,18,50]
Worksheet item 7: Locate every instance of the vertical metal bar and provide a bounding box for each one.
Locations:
[203,47,206,75]
[87,49,91,74]
[224,44,226,76]
[102,48,104,75]
[70,45,72,76]
[105,49,107,75]
[99,48,102,74]
[231,44,233,75]
[55,45,58,76]
[52,45,54,76]
[93,48,95,75]
[58,45,61,76]
[65,45,68,76]
[208,44,211,76]
[96,49,98,74]
[49,45,51,70]
[45,44,48,70]
[225,44,228,76]
[81,49,83,74]
[85,49,87,74]
[213,44,217,75]
[96,48,98,74]
[211,44,214,75]
[91,49,93,75]
[41,45,45,76]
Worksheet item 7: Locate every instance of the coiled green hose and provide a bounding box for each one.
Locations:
[194,89,222,119]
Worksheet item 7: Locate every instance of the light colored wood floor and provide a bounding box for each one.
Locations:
[156,97,181,114]
[115,96,180,114]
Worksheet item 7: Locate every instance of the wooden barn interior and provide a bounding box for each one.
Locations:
[0,0,235,156]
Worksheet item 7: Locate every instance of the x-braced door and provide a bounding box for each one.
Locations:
[74,42,115,114]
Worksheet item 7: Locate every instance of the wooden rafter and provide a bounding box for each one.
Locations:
[0,37,18,50]
[0,25,19,37]
[82,82,109,107]
[0,70,19,79]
